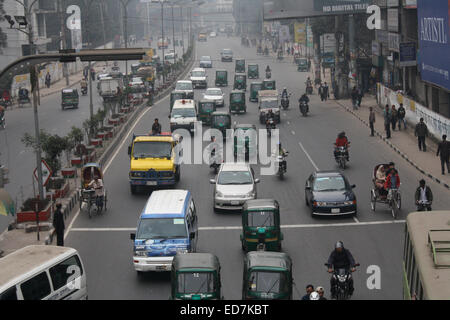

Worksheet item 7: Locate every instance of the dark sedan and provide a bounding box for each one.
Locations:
[305,171,357,217]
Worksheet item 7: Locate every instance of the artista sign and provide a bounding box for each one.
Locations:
[417,0,450,91]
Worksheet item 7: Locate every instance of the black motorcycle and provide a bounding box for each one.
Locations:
[334,145,349,169]
[416,200,432,211]
[326,263,359,300]
[281,94,290,110]
[299,101,308,116]
[81,86,88,95]
[266,70,271,79]
[210,149,221,174]
[266,117,276,137]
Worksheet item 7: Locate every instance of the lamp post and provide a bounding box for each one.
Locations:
[119,0,133,77]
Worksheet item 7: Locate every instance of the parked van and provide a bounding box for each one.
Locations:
[130,189,198,273]
[0,245,87,300]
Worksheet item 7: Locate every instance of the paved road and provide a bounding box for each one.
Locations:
[65,35,450,300]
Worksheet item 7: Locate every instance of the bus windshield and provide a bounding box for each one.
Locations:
[133,141,172,159]
[137,218,187,239]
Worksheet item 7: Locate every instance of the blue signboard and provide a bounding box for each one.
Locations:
[417,0,450,91]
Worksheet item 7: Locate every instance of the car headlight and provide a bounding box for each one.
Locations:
[130,171,144,178]
[215,191,223,197]
[343,200,356,205]
[246,191,256,198]
[314,201,327,206]
[170,122,177,126]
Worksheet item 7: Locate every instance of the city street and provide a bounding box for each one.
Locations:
[64,35,450,300]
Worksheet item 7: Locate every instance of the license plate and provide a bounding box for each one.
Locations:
[146,181,157,186]
[155,266,167,270]
[331,208,340,213]
[231,201,240,205]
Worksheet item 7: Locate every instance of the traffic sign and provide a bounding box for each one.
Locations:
[33,159,52,187]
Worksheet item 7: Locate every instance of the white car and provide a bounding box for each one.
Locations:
[190,68,208,89]
[209,32,216,37]
[170,99,197,134]
[199,56,212,68]
[210,163,259,212]
[175,80,194,99]
[203,88,224,107]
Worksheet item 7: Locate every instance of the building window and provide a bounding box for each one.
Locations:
[37,14,45,38]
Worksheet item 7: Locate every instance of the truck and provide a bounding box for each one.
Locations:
[99,77,123,102]
[127,133,181,194]
[258,90,280,124]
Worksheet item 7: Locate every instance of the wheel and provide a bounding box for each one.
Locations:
[370,190,376,211]
[391,199,397,219]
[396,193,402,210]
[87,202,92,219]
[130,185,137,195]
[103,192,107,212]
[305,194,309,207]
[175,167,180,182]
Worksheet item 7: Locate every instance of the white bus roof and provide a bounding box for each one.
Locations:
[0,245,77,289]
[173,99,195,109]
[142,190,189,217]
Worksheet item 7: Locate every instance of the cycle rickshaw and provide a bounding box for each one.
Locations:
[370,164,401,219]
[79,163,107,218]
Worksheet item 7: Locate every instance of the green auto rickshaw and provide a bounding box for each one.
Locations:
[262,79,276,90]
[233,123,257,159]
[198,99,216,126]
[229,90,246,114]
[248,64,259,79]
[242,251,293,300]
[235,59,245,73]
[171,253,223,300]
[215,70,228,87]
[170,90,187,113]
[61,88,79,110]
[249,82,263,102]
[240,199,283,252]
[297,58,309,72]
[211,111,231,139]
[234,74,247,91]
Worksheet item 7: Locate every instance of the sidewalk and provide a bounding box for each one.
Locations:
[327,95,450,189]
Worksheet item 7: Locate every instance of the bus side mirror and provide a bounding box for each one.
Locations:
[130,233,135,240]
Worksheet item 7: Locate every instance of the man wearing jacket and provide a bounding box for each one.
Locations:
[327,241,356,298]
[437,135,450,175]
[415,118,428,151]
[415,179,433,211]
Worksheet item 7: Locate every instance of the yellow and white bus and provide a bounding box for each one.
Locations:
[0,245,87,300]
[403,211,450,300]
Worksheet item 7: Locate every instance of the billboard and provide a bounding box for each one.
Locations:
[294,22,306,44]
[264,0,370,20]
[417,0,450,91]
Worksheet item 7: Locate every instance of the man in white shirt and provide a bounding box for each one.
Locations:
[88,176,104,211]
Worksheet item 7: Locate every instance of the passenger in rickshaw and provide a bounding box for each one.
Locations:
[375,165,387,190]
[384,163,400,192]
[87,176,104,210]
[334,131,350,161]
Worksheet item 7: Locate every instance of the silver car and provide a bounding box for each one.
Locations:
[210,163,260,212]
[203,88,224,107]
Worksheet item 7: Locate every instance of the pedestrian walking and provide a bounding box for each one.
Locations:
[415,118,428,151]
[357,87,363,107]
[351,86,359,109]
[53,203,65,247]
[437,135,450,175]
[369,107,376,136]
[323,82,329,101]
[45,72,51,88]
[384,104,392,139]
[397,103,406,130]
[391,105,398,131]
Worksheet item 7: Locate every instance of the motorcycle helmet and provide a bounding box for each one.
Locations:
[335,241,344,249]
[309,292,320,300]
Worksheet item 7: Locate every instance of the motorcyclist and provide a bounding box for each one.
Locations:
[150,118,161,135]
[327,241,357,298]
[0,104,5,125]
[80,78,88,93]
[306,77,312,88]
[277,142,288,172]
[281,88,289,99]
[265,65,271,75]
[299,93,310,113]
[415,179,433,211]
[334,131,350,161]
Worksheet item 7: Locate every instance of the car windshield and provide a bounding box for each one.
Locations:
[200,103,215,111]
[201,56,211,61]
[313,176,347,192]
[176,83,192,90]
[260,100,278,108]
[192,71,205,77]
[248,271,288,294]
[137,218,187,239]
[248,211,275,227]
[177,272,215,294]
[249,65,258,71]
[222,50,232,54]
[217,71,226,77]
[231,94,243,102]
[212,115,230,126]
[132,141,172,158]
[206,89,222,96]
[218,170,252,185]
[172,108,196,118]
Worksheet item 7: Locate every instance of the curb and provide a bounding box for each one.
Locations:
[334,100,450,190]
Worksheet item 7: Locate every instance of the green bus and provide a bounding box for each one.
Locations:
[403,210,450,300]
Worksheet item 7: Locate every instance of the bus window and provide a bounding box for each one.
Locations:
[0,286,18,300]
[20,272,51,300]
[49,255,84,291]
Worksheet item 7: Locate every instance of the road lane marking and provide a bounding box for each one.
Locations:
[298,141,319,171]
[287,121,290,125]
[69,220,405,233]
[291,130,295,135]
[353,216,360,223]
[65,104,158,240]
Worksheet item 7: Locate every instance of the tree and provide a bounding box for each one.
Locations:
[0,0,8,53]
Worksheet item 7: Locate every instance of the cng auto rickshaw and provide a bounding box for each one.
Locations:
[240,199,283,252]
[215,70,228,87]
[262,79,276,91]
[79,163,107,219]
[236,59,246,73]
[242,251,293,300]
[61,88,79,110]
[297,58,309,72]
[229,90,246,114]
[198,99,216,126]
[233,123,257,159]
[211,111,231,139]
[250,82,263,102]
[234,74,247,91]
[170,253,223,300]
[170,90,187,113]
[248,64,259,79]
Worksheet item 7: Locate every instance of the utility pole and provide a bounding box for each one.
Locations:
[99,0,108,65]
[171,5,175,56]
[348,14,356,92]
[180,6,184,56]
[161,2,165,83]
[58,0,70,86]
[119,0,131,77]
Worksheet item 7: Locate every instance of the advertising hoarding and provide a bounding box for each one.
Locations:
[417,0,450,91]
[387,8,399,32]
[399,42,417,67]
[294,22,306,43]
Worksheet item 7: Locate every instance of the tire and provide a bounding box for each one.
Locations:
[130,185,137,195]
[87,202,92,219]
[104,193,107,212]
[370,190,376,211]
[396,193,402,210]
[175,167,180,182]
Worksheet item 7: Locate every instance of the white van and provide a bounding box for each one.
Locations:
[170,99,197,134]
[0,245,87,300]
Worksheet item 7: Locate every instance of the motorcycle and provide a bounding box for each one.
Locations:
[299,101,309,117]
[266,117,276,137]
[326,263,360,300]
[265,70,271,79]
[417,200,432,211]
[81,86,88,95]
[281,94,290,110]
[209,149,222,174]
[306,84,313,95]
[273,152,288,179]
[334,145,349,169]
